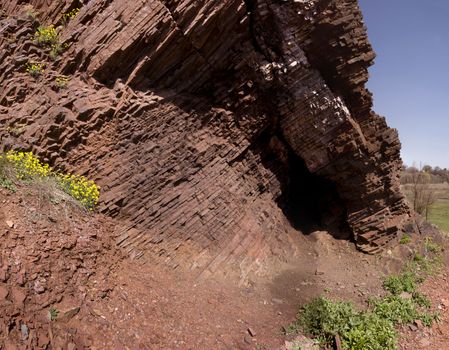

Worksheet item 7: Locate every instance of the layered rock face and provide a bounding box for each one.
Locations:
[0,0,410,273]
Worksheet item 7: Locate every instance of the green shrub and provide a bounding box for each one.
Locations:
[344,313,397,350]
[0,157,16,192]
[412,292,431,308]
[371,295,420,325]
[399,234,411,244]
[383,272,418,295]
[295,297,355,345]
[294,297,397,350]
[293,294,438,350]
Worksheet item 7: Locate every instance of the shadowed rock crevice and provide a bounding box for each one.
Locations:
[280,155,348,238]
[260,132,350,239]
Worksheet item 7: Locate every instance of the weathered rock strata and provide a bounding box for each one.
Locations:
[0,0,411,273]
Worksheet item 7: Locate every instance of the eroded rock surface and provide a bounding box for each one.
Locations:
[0,0,411,274]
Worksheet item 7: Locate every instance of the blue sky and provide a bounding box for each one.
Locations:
[359,0,449,168]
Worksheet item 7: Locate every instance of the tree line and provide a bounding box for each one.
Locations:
[401,165,449,184]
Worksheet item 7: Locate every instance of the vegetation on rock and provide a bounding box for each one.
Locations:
[35,25,59,46]
[26,62,45,77]
[55,75,70,89]
[61,8,80,24]
[0,151,100,209]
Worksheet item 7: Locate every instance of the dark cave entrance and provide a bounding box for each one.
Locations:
[264,136,351,240]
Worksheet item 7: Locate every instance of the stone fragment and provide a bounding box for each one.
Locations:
[414,319,424,329]
[247,327,256,337]
[11,288,26,306]
[33,280,46,294]
[58,306,81,322]
[20,324,29,340]
[0,286,8,301]
[441,299,449,308]
[399,292,412,299]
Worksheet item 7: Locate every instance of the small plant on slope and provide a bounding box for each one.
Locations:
[35,24,59,46]
[370,295,437,326]
[383,271,420,295]
[424,237,442,253]
[55,75,70,89]
[26,62,45,77]
[399,234,411,244]
[48,307,59,321]
[0,157,16,192]
[61,8,80,25]
[24,5,39,20]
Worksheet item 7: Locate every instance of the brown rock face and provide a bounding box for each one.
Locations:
[0,0,410,272]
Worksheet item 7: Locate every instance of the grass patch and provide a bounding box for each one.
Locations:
[427,200,449,234]
[408,252,443,277]
[0,151,99,209]
[425,237,442,253]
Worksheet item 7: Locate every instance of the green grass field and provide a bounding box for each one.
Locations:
[428,200,449,234]
[401,183,449,235]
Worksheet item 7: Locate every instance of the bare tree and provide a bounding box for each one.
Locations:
[409,165,437,219]
[423,189,437,220]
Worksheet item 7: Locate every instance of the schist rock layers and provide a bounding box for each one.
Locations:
[0,0,411,274]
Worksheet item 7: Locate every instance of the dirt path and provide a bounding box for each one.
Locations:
[48,231,388,349]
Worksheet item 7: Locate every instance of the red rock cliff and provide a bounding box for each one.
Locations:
[0,0,411,273]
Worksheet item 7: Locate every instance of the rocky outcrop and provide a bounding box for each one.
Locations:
[0,0,411,273]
